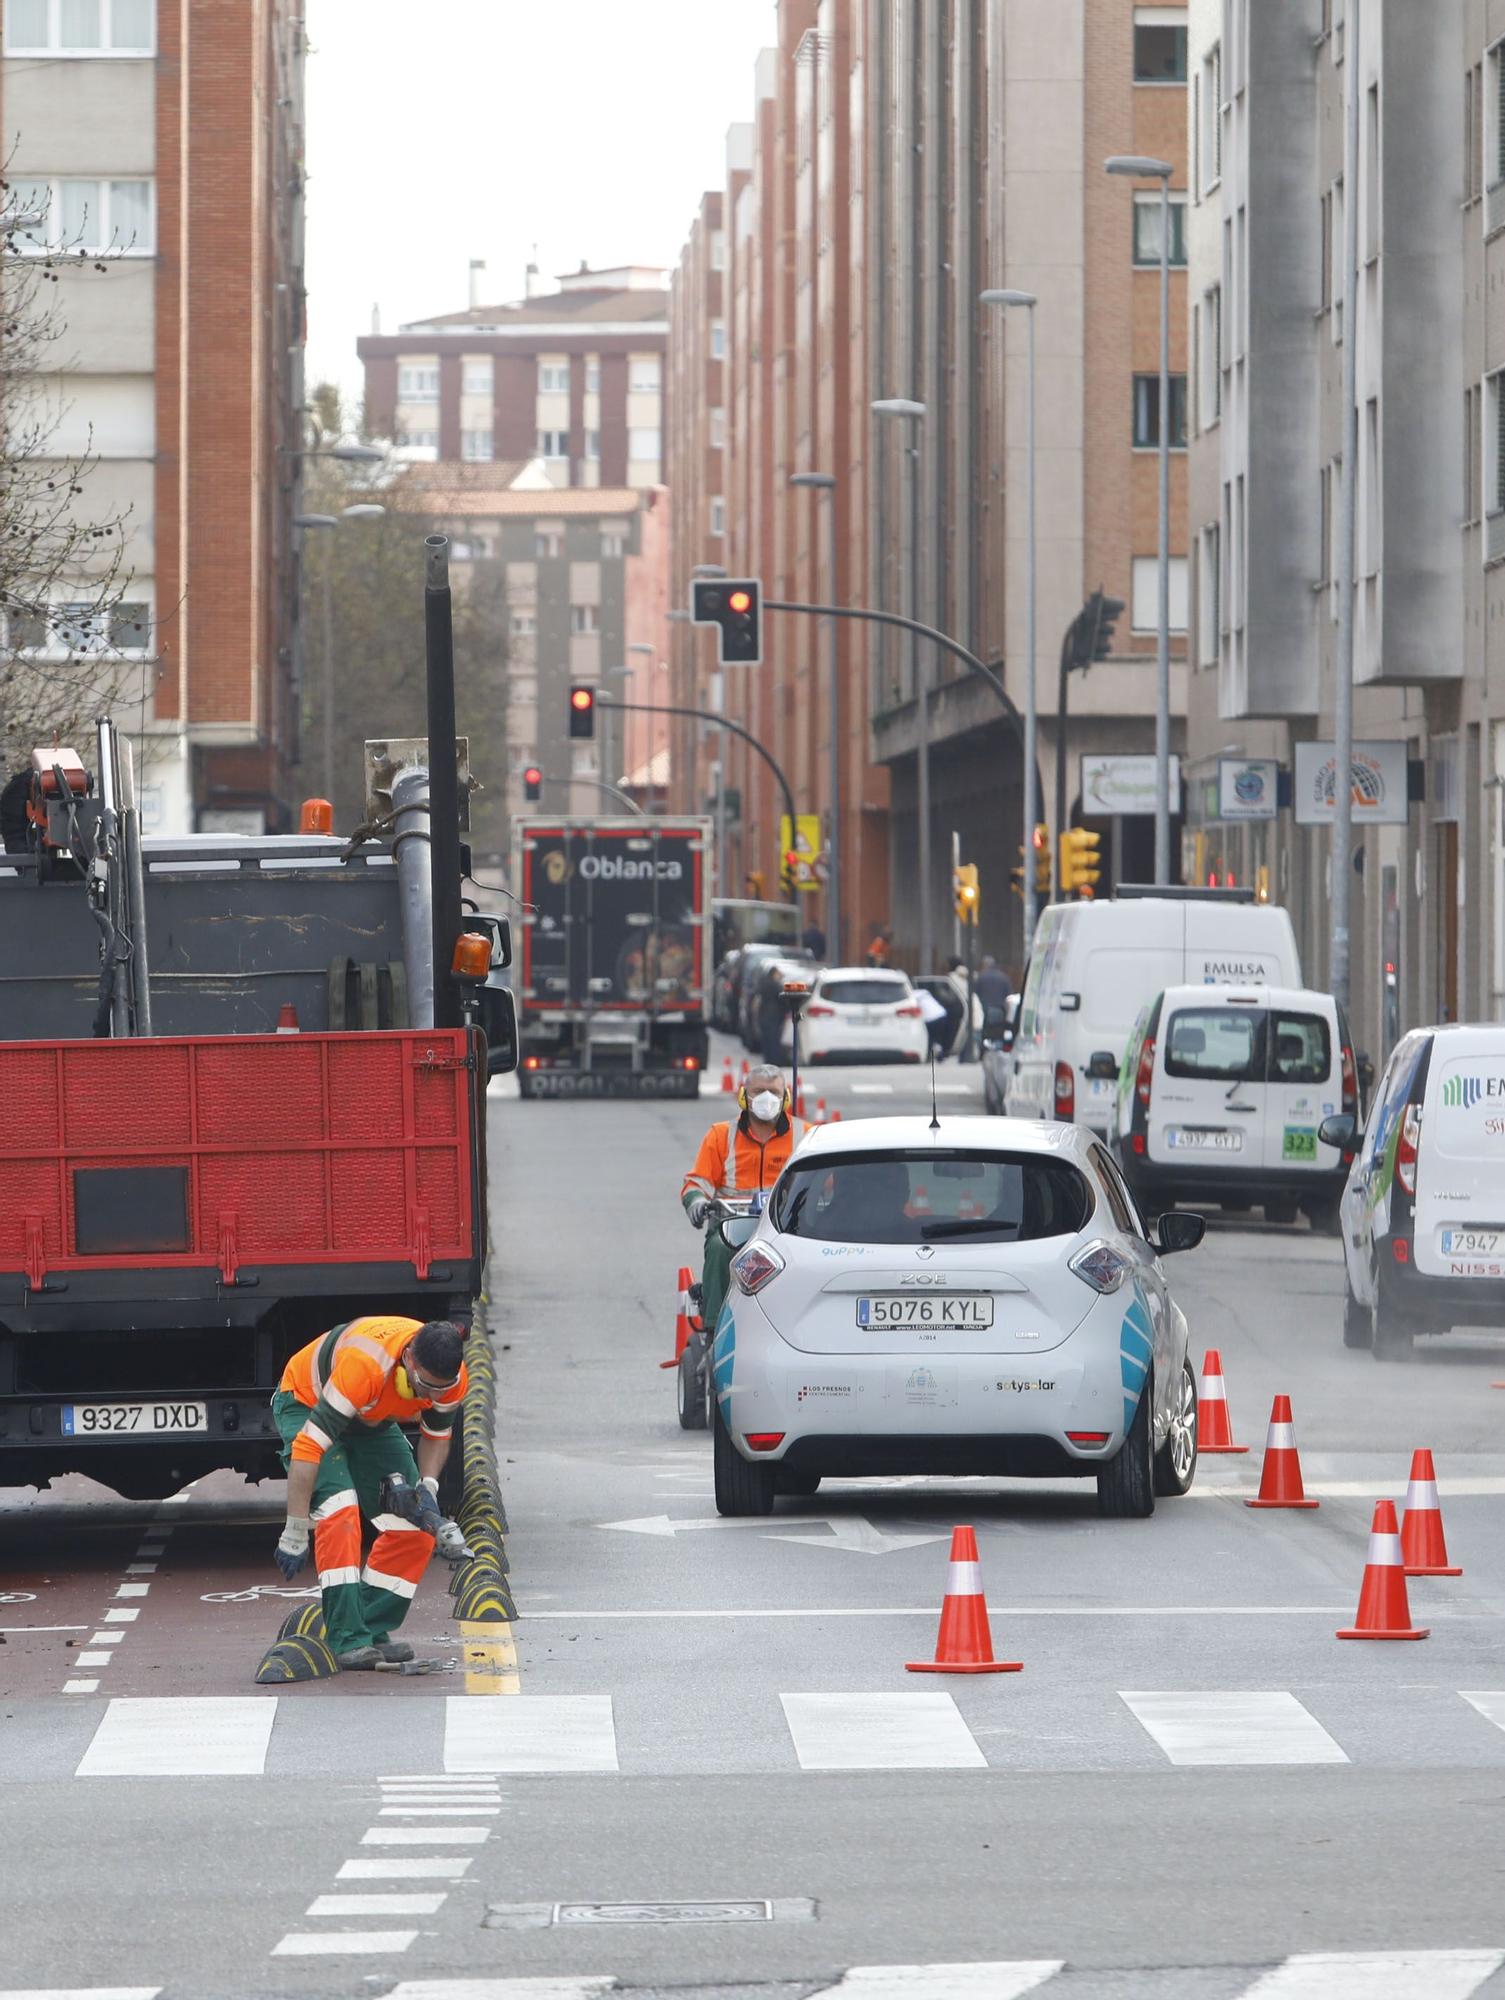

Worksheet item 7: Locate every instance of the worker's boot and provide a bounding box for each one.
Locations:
[334,1644,383,1671]
[376,1640,414,1664]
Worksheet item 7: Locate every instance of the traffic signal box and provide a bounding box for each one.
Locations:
[1011,824,1052,900]
[568,685,595,739]
[953,862,980,925]
[523,765,543,802]
[691,578,762,665]
[1059,827,1102,897]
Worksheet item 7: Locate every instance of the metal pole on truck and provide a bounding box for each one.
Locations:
[424,535,465,1033]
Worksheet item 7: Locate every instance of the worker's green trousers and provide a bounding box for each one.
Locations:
[699,1226,733,1343]
[272,1391,432,1656]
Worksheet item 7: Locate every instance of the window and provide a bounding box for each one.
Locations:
[1198,525,1219,663]
[1164,1006,1260,1081]
[396,426,438,449]
[8,175,153,253]
[709,319,726,360]
[537,360,570,395]
[629,356,661,393]
[5,0,153,53]
[710,228,726,271]
[397,362,439,399]
[1331,177,1345,340]
[1131,373,1187,448]
[1485,367,1505,514]
[1132,192,1187,265]
[535,529,563,559]
[461,429,493,462]
[570,604,599,634]
[509,610,537,637]
[1465,382,1482,525]
[770,1148,1092,1246]
[1363,398,1380,574]
[1319,188,1332,313]
[628,426,661,462]
[600,527,627,558]
[461,357,493,396]
[1327,456,1341,613]
[1466,61,1484,205]
[15,595,150,656]
[1130,556,1188,633]
[709,496,726,537]
[1199,285,1221,426]
[110,599,151,651]
[584,429,600,460]
[536,428,569,458]
[1133,8,1186,82]
[1364,84,1380,264]
[1200,44,1222,186]
[1319,462,1332,582]
[585,357,601,395]
[1490,43,1505,194]
[1089,1142,1141,1237]
[710,407,726,448]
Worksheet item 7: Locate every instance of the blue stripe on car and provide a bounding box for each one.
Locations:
[712,1301,736,1406]
[1119,1288,1153,1431]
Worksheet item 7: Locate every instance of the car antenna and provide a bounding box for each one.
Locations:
[928,1046,941,1133]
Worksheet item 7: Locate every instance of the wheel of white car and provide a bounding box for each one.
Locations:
[1342,1279,1371,1350]
[712,1393,776,1516]
[1151,1357,1197,1498]
[676,1338,708,1430]
[1097,1368,1155,1519]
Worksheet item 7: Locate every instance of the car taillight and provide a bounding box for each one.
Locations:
[1069,1239,1132,1294]
[1054,1060,1074,1120]
[895,1003,922,1018]
[1340,1042,1357,1119]
[745,1432,785,1451]
[1396,1104,1421,1195]
[1136,1039,1155,1111]
[731,1241,785,1296]
[523,1055,542,1070]
[806,1003,836,1017]
[1392,1236,1410,1264]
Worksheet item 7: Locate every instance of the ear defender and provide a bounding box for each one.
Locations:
[736,1085,749,1111]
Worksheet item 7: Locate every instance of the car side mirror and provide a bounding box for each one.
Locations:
[478,984,519,1076]
[1356,1053,1374,1092]
[720,1215,760,1250]
[463,911,513,970]
[1318,1113,1357,1150]
[1086,1050,1118,1081]
[1156,1211,1205,1255]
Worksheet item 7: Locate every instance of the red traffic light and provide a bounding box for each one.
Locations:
[728,589,752,614]
[570,688,593,712]
[524,765,542,783]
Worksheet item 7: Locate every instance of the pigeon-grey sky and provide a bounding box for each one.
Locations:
[304,0,776,406]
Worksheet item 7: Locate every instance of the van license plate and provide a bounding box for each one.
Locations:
[62,1401,208,1436]
[857,1296,994,1329]
[1441,1228,1504,1255]
[1166,1128,1242,1152]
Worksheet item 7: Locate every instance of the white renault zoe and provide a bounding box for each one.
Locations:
[711,1115,1203,1519]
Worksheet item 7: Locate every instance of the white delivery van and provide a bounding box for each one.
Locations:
[1108,985,1356,1229]
[1004,890,1302,1137]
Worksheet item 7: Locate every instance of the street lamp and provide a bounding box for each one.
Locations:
[979,289,1039,941]
[1105,153,1175,885]
[791,471,841,960]
[282,441,385,464]
[691,562,727,579]
[872,397,930,972]
[292,504,386,804]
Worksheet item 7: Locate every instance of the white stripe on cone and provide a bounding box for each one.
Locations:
[1266,1423,1295,1449]
[947,1561,983,1594]
[1367,1532,1404,1567]
[1406,1479,1439,1509]
[1201,1369,1226,1398]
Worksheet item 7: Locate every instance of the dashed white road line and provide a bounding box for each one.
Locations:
[271,1932,419,1956]
[76,1697,275,1777]
[808,1967,1063,2000]
[1236,1950,1505,1999]
[306,1893,447,1917]
[336,1858,475,1880]
[361,1825,491,1846]
[1120,1691,1348,1767]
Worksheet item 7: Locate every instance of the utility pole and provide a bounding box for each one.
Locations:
[1331,0,1361,1012]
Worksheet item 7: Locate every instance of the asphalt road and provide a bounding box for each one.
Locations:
[3,1032,1505,1999]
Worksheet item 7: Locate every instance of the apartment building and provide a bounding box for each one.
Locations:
[1183,0,1482,1061]
[2,0,306,834]
[358,266,668,491]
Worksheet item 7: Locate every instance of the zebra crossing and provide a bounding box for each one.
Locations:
[4,1683,1505,1779]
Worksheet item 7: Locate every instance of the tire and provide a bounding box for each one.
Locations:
[676,1336,708,1431]
[1263,1199,1299,1226]
[1304,1197,1343,1237]
[776,1469,821,1496]
[1342,1279,1372,1350]
[1152,1357,1198,1498]
[1097,1368,1156,1519]
[1220,1199,1252,1215]
[712,1393,776,1516]
[1372,1295,1416,1363]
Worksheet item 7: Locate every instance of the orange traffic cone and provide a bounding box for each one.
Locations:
[739,1058,750,1082]
[1337,1499,1430,1640]
[660,1266,701,1370]
[907,1527,1021,1674]
[1400,1449,1462,1577]
[276,1002,299,1033]
[720,1058,735,1094]
[830,1107,843,1122]
[1244,1395,1319,1509]
[816,1097,828,1124]
[1198,1349,1249,1454]
[794,1086,806,1119]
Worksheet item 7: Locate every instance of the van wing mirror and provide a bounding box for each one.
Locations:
[1155,1211,1205,1255]
[464,911,513,970]
[1318,1113,1357,1151]
[1086,1050,1118,1081]
[478,985,519,1076]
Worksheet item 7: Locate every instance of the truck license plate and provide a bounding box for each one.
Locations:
[857,1296,994,1329]
[62,1401,208,1436]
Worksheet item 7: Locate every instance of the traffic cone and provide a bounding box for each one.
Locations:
[830,1107,843,1122]
[816,1097,828,1124]
[907,1183,933,1219]
[1337,1499,1430,1640]
[739,1058,750,1082]
[720,1058,735,1094]
[1198,1349,1249,1454]
[907,1527,1022,1674]
[660,1266,700,1370]
[1244,1395,1319,1508]
[276,1002,299,1033]
[794,1086,806,1119]
[1399,1448,1462,1577]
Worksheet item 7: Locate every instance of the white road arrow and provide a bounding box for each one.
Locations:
[598,1513,949,1555]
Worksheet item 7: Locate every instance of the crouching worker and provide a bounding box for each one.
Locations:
[271,1316,469,1670]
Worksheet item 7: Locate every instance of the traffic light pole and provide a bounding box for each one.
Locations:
[535,774,645,817]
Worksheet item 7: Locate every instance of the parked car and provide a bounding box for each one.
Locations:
[1323,1023,1505,1360]
[1108,985,1357,1230]
[731,943,816,1049]
[711,1115,1204,1518]
[1006,891,1303,1137]
[712,948,746,1033]
[781,967,930,1065]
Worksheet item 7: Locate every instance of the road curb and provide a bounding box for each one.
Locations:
[451,1289,517,1624]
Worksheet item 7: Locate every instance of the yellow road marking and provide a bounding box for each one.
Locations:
[460,1617,519,1695]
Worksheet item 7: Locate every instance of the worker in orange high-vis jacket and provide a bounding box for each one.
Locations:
[271,1316,469,1670]
[682,1063,807,1340]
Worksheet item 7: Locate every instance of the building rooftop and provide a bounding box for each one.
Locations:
[394,479,649,519]
[396,267,668,336]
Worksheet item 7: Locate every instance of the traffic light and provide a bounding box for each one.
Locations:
[953,861,980,925]
[523,765,543,803]
[1059,827,1102,896]
[568,684,595,739]
[691,577,762,665]
[1068,588,1126,669]
[1011,825,1051,900]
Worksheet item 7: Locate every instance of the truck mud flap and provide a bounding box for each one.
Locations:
[518,1070,701,1100]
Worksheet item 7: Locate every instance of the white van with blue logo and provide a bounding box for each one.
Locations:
[1322,1024,1505,1359]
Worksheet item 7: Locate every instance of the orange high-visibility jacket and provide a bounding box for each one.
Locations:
[681,1113,807,1215]
[280,1316,468,1467]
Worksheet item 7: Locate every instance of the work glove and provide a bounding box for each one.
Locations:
[435,1518,474,1562]
[688,1198,710,1229]
[274,1516,311,1582]
[413,1475,445,1540]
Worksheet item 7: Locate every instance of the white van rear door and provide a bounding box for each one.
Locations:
[1150,998,1262,1165]
[1414,1040,1505,1278]
[1260,1000,1340,1177]
[1077,945,1184,1125]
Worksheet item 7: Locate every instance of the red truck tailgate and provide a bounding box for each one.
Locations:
[0,1029,478,1286]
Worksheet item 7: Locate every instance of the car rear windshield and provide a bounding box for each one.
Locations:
[1163,1007,1331,1085]
[770,1149,1092,1244]
[817,978,909,1006]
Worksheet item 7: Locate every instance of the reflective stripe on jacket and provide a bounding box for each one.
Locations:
[681,1114,807,1210]
[280,1315,468,1465]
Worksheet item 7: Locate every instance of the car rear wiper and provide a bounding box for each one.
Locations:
[920,1218,1014,1239]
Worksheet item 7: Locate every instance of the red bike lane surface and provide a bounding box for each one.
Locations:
[1,1469,466,1700]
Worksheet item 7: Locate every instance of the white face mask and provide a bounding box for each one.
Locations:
[749,1090,783,1122]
